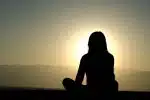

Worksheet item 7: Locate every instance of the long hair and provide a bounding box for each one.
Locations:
[88,31,108,53]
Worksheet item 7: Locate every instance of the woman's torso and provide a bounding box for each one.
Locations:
[83,51,115,89]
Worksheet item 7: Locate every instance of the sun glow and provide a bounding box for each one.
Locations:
[73,30,121,68]
[73,32,92,63]
[76,37,88,60]
[68,28,121,70]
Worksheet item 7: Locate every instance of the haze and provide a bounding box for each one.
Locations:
[1,0,150,71]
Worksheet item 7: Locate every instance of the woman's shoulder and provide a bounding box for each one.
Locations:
[81,51,114,60]
[81,54,88,60]
[106,52,114,61]
[80,53,91,62]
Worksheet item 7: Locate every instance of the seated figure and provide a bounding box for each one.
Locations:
[63,31,118,99]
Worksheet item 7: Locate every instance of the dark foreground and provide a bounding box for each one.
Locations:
[0,87,150,100]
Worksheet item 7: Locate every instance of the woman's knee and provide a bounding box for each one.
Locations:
[63,78,73,85]
[62,78,75,90]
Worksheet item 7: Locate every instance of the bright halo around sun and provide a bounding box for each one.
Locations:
[74,30,120,68]
[75,36,88,62]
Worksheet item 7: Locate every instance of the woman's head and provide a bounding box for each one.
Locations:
[88,31,107,53]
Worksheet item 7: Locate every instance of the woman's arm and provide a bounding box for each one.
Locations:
[75,55,86,84]
[110,54,114,73]
[109,54,115,80]
[111,55,114,73]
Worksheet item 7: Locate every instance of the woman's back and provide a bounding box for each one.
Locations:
[83,51,115,90]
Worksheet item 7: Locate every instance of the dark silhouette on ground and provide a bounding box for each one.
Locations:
[63,31,118,99]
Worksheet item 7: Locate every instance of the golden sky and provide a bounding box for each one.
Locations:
[1,0,150,71]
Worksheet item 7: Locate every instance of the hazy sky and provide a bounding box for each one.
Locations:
[1,0,150,70]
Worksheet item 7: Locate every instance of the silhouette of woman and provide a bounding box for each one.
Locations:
[63,31,118,97]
